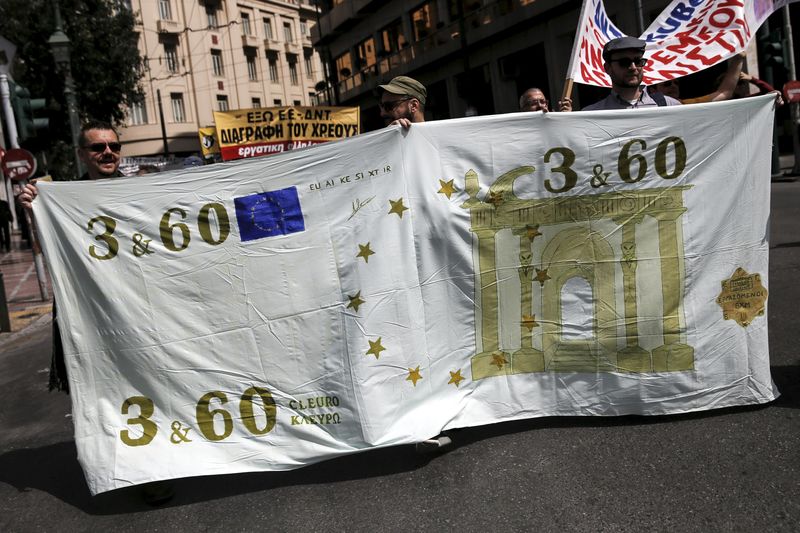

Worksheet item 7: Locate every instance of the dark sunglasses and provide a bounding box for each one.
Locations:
[84,141,122,153]
[611,57,648,68]
[379,97,412,112]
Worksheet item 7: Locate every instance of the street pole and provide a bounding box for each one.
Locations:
[782,6,800,176]
[48,1,83,177]
[635,0,645,36]
[156,88,170,157]
[0,76,16,230]
[0,74,48,301]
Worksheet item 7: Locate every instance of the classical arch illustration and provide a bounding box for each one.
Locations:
[460,167,694,380]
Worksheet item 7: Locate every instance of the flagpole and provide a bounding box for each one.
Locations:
[563,0,592,102]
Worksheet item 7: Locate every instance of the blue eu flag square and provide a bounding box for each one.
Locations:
[234,186,305,242]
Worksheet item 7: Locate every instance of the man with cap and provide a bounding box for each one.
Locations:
[582,36,680,111]
[377,75,455,453]
[378,76,427,127]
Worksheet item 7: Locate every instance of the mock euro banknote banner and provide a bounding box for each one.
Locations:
[34,96,778,495]
[568,0,799,87]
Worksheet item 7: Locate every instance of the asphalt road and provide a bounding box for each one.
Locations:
[1,181,798,532]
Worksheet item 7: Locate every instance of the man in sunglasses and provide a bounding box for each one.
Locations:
[76,120,124,180]
[583,36,680,111]
[20,120,123,210]
[378,76,426,128]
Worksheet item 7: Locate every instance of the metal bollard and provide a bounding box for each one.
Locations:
[0,271,11,332]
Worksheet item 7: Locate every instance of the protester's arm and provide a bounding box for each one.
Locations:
[19,182,38,211]
[741,72,784,107]
[741,72,776,94]
[557,97,572,112]
[708,52,746,102]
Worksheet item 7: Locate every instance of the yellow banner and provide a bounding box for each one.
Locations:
[213,106,360,161]
[198,127,220,157]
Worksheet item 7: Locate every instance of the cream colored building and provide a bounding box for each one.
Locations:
[120,0,324,157]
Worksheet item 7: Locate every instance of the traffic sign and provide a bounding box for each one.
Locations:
[1,148,37,181]
[783,80,800,104]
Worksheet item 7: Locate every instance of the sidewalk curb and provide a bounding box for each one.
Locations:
[0,312,52,348]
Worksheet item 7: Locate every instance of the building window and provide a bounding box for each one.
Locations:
[129,100,148,125]
[304,53,313,77]
[288,58,299,85]
[263,18,274,40]
[165,43,178,73]
[252,97,261,108]
[217,95,229,111]
[300,19,308,36]
[268,54,279,82]
[309,92,317,106]
[206,6,218,28]
[158,0,172,20]
[335,51,352,79]
[211,49,223,76]
[293,100,301,106]
[241,13,251,36]
[411,2,435,41]
[381,19,407,54]
[274,99,282,106]
[357,37,376,70]
[170,93,186,122]
[247,54,258,81]
[283,22,294,43]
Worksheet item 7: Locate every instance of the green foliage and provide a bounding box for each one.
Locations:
[0,0,144,179]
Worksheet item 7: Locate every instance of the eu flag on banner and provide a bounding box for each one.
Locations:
[234,186,305,242]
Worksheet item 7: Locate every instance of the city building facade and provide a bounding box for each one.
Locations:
[311,0,759,131]
[121,0,324,157]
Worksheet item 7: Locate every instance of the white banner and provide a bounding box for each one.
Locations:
[34,96,778,495]
[568,0,798,87]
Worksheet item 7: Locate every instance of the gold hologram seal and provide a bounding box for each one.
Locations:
[716,267,768,327]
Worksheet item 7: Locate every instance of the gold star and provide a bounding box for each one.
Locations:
[388,198,409,218]
[526,226,542,240]
[437,178,457,199]
[356,242,375,263]
[448,369,465,387]
[521,314,540,331]
[486,191,504,208]
[347,291,365,312]
[491,352,508,370]
[534,268,551,286]
[406,366,423,386]
[366,337,386,359]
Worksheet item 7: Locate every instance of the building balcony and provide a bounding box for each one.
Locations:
[264,39,282,52]
[156,19,180,33]
[242,34,260,49]
[285,41,302,55]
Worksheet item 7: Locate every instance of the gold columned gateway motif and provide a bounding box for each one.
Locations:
[460,167,695,380]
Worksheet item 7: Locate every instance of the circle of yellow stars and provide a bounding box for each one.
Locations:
[361,187,475,390]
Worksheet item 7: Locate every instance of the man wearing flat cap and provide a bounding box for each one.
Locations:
[583,36,680,111]
[378,75,427,128]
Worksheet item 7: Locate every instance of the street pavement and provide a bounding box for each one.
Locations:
[0,177,798,532]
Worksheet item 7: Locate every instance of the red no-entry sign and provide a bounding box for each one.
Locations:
[1,148,37,181]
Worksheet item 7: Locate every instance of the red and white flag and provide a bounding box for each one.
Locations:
[568,0,798,87]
